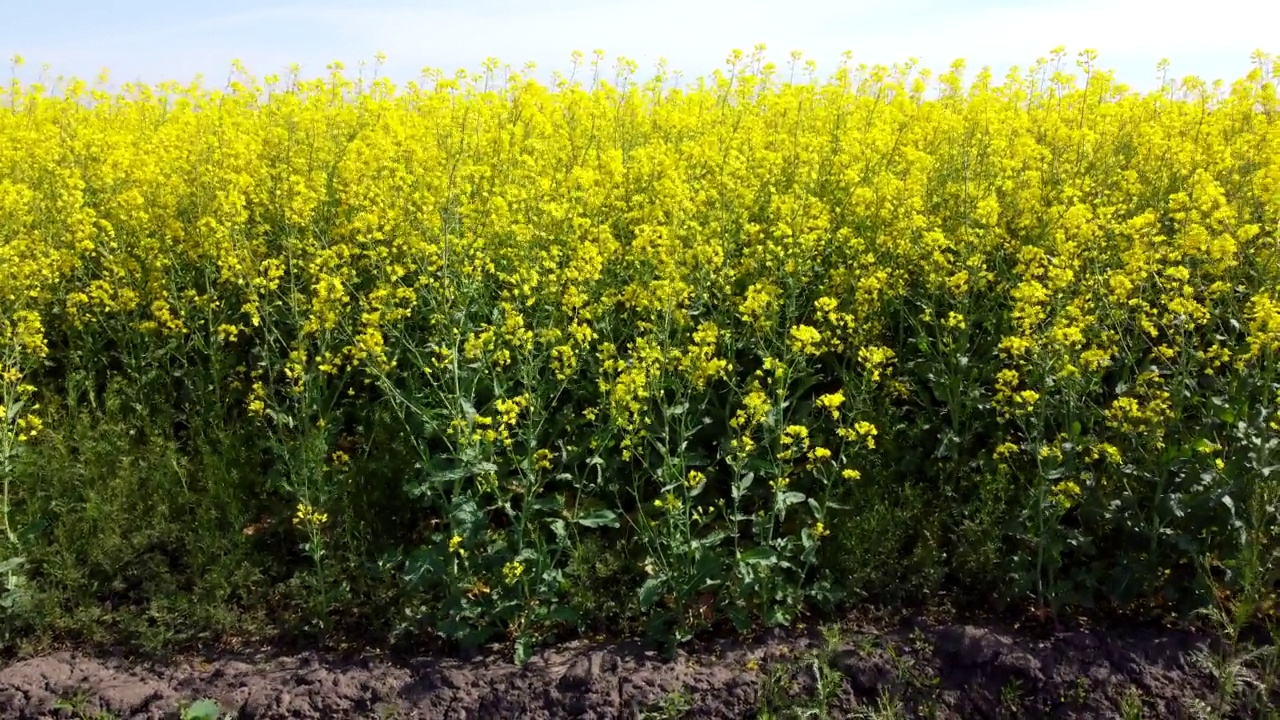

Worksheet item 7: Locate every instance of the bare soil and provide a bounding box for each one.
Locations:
[0,616,1237,719]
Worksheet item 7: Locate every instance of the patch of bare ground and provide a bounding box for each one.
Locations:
[0,616,1239,719]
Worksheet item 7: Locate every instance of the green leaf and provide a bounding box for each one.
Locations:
[726,605,752,633]
[541,605,579,626]
[766,605,794,626]
[739,547,777,565]
[778,491,807,507]
[639,575,666,608]
[800,526,816,551]
[525,496,561,513]
[449,497,483,528]
[549,518,568,542]
[575,508,620,528]
[696,530,732,548]
[182,699,223,720]
[732,472,755,499]
[514,635,534,666]
[423,467,468,485]
[402,547,442,584]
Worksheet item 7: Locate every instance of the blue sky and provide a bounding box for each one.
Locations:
[2,0,1275,91]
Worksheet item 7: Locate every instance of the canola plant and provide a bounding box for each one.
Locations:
[1,47,1279,654]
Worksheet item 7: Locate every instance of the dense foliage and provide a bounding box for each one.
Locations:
[2,48,1279,659]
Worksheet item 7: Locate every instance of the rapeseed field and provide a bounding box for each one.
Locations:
[1,48,1278,660]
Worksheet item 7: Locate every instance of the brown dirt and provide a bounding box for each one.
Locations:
[0,616,1240,719]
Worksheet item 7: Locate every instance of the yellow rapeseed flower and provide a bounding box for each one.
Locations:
[502,560,525,585]
[788,324,824,356]
[292,502,329,528]
[815,391,845,419]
